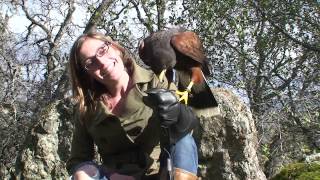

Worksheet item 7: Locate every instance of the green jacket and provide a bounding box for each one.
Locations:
[66,61,175,178]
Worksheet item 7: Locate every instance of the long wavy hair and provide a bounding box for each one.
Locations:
[69,32,133,121]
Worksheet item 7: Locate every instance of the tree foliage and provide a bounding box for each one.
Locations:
[184,0,320,176]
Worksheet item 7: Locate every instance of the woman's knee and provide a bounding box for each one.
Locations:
[71,162,101,180]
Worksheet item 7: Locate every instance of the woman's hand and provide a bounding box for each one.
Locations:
[144,88,199,144]
[143,88,180,127]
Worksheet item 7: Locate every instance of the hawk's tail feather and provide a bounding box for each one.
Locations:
[189,71,218,108]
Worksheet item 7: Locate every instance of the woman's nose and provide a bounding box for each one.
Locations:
[95,56,106,68]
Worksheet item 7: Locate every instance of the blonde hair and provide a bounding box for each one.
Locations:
[69,32,133,121]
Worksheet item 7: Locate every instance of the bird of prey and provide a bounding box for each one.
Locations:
[138,27,218,108]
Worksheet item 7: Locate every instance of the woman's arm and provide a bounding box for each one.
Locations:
[66,110,95,174]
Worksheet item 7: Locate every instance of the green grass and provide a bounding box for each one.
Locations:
[271,162,320,180]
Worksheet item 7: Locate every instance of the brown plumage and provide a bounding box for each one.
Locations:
[139,27,218,108]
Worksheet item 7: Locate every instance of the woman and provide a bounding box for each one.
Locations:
[67,31,199,180]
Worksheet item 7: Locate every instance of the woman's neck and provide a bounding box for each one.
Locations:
[105,72,133,99]
[104,73,133,115]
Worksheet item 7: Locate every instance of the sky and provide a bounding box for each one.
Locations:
[4,2,87,35]
[8,14,29,34]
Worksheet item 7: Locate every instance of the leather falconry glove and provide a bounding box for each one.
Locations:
[143,88,199,144]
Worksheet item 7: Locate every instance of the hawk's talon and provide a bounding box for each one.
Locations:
[176,90,190,104]
[175,81,194,105]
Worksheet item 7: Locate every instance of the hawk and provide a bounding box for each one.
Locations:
[139,27,218,108]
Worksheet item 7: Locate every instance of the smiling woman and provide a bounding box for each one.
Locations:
[79,37,129,96]
[67,31,199,180]
[69,32,133,115]
[82,41,112,71]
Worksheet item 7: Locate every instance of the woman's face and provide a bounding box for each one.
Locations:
[79,37,126,87]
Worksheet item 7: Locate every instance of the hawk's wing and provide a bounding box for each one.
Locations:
[170,31,206,63]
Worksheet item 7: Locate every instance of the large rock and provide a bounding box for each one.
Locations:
[14,99,73,179]
[193,88,266,180]
[13,88,266,179]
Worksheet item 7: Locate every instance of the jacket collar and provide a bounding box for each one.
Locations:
[131,60,153,84]
[93,59,153,122]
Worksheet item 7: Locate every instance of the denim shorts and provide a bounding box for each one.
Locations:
[171,133,198,174]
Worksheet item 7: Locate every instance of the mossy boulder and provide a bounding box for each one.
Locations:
[13,88,266,179]
[271,162,320,180]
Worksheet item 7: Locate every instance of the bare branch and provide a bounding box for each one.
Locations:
[110,1,132,22]
[156,0,166,30]
[83,0,114,33]
[131,0,154,33]
[20,0,52,44]
[52,0,75,45]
